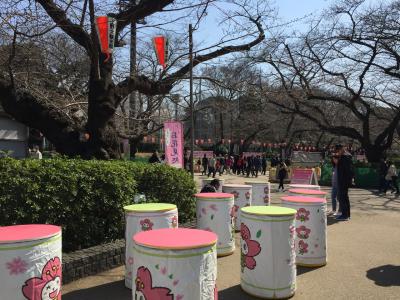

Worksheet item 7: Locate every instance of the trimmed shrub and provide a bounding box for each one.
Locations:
[0,159,196,252]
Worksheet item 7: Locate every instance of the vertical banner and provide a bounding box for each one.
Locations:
[153,36,168,69]
[95,16,117,62]
[164,121,184,168]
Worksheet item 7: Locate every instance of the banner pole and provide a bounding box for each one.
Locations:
[189,24,194,178]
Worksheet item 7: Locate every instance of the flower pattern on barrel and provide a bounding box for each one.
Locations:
[6,257,27,275]
[140,219,154,231]
[135,266,173,300]
[240,223,261,272]
[22,257,62,300]
[232,191,239,200]
[296,208,310,222]
[245,192,251,200]
[296,225,311,239]
[298,240,309,255]
[171,216,178,228]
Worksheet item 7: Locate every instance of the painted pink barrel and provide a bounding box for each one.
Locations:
[195,193,235,256]
[281,196,327,267]
[132,228,218,300]
[289,189,327,199]
[0,224,62,300]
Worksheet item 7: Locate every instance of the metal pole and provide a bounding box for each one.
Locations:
[189,24,194,177]
[129,11,137,121]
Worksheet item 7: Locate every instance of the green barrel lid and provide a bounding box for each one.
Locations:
[241,206,296,216]
[124,203,177,213]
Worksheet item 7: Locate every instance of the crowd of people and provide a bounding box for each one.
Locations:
[198,154,286,179]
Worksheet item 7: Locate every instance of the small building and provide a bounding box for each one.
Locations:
[0,104,29,158]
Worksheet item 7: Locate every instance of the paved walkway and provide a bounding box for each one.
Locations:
[63,173,400,299]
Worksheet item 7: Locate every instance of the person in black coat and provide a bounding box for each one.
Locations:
[335,144,353,221]
[200,179,220,193]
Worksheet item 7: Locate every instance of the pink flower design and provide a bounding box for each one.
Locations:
[296,208,310,222]
[296,225,311,239]
[128,257,134,265]
[177,295,184,300]
[209,204,218,211]
[135,266,173,300]
[140,219,154,231]
[263,195,269,203]
[240,223,261,272]
[245,192,251,200]
[314,244,319,248]
[230,205,239,218]
[264,187,269,194]
[171,216,178,228]
[289,225,295,239]
[6,257,27,275]
[298,240,309,255]
[201,207,207,215]
[173,279,179,286]
[232,191,239,199]
[161,266,167,275]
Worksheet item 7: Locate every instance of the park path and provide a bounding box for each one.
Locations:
[63,173,400,299]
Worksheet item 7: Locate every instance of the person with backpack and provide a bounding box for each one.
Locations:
[385,162,399,194]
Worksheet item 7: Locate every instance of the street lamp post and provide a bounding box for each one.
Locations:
[189,24,194,178]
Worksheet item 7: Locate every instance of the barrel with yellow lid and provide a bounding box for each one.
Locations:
[222,184,252,231]
[124,203,178,288]
[132,228,217,299]
[240,206,296,299]
[281,196,327,267]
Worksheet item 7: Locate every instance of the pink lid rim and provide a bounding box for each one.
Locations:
[281,196,326,203]
[0,224,61,244]
[195,192,233,198]
[289,189,326,195]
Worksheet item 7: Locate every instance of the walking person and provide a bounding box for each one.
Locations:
[261,155,267,175]
[201,154,208,175]
[253,155,261,178]
[208,154,217,178]
[385,162,399,194]
[277,162,287,192]
[335,144,353,221]
[379,158,389,194]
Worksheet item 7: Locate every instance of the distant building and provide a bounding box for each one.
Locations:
[0,104,29,158]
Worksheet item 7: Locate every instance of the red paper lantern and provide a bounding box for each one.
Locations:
[221,139,225,144]
[208,138,212,144]
[200,139,204,144]
[143,136,148,143]
[151,137,156,143]
[241,139,244,144]
[195,139,198,145]
[228,139,231,143]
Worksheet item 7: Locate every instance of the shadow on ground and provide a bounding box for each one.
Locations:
[366,265,400,287]
[218,284,258,299]
[63,280,131,300]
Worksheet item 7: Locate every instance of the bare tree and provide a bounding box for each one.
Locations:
[0,0,268,159]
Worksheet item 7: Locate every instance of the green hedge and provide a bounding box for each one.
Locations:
[0,159,196,252]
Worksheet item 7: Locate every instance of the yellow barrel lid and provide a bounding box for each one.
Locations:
[124,203,177,213]
[241,206,296,216]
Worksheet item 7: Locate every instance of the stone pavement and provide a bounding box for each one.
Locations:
[63,173,400,299]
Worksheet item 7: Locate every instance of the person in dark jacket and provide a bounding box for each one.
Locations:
[261,155,267,175]
[200,179,220,193]
[335,144,353,221]
[201,154,208,175]
[148,151,161,163]
[277,162,287,192]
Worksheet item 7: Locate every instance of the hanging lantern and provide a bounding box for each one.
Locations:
[153,36,168,69]
[143,136,148,143]
[221,139,225,144]
[241,139,244,144]
[151,137,156,143]
[195,139,198,145]
[95,16,117,63]
[200,139,204,144]
[208,138,212,144]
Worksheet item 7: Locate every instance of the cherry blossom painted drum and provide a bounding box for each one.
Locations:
[281,196,327,267]
[195,192,235,256]
[124,203,178,289]
[289,189,327,199]
[222,184,252,231]
[240,206,297,299]
[133,228,218,300]
[289,184,321,191]
[0,224,62,300]
[201,178,225,192]
[245,181,271,206]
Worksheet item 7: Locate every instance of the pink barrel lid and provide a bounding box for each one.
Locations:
[134,228,217,250]
[0,224,61,244]
[289,189,327,195]
[281,196,326,203]
[194,192,233,198]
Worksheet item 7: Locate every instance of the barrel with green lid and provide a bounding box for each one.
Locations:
[195,193,235,256]
[245,181,271,206]
[124,203,178,289]
[222,184,252,230]
[240,206,296,299]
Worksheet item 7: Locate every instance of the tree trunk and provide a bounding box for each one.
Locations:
[364,144,384,163]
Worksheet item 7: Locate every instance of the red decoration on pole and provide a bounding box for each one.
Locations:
[208,138,212,144]
[195,139,198,145]
[153,36,168,69]
[95,16,117,63]
[228,139,231,144]
[143,136,148,143]
[241,139,244,144]
[200,139,204,144]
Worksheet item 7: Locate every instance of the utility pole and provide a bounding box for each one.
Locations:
[189,24,194,177]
